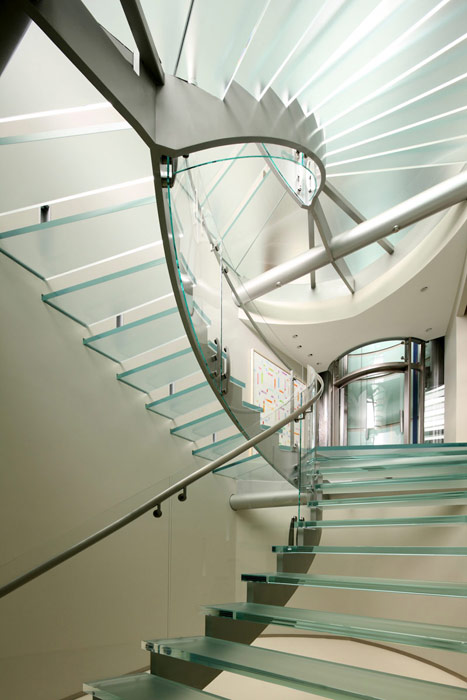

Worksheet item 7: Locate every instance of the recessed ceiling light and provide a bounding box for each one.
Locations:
[316,362,320,365]
[308,353,313,356]
[297,345,302,349]
[292,334,298,338]
[420,286,428,292]
[426,327,432,332]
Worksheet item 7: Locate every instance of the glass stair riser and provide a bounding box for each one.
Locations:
[145,636,466,700]
[192,432,246,460]
[314,473,467,494]
[42,258,171,326]
[272,545,467,556]
[308,491,467,508]
[117,347,200,394]
[203,602,467,653]
[83,673,224,699]
[171,409,232,441]
[84,307,185,362]
[1,201,159,280]
[242,572,467,597]
[296,515,467,529]
[146,381,214,419]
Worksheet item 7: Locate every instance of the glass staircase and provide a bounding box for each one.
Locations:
[3,135,465,697]
[1,144,318,491]
[3,5,467,698]
[2,127,465,699]
[82,442,467,699]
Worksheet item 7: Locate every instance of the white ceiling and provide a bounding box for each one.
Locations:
[245,203,467,370]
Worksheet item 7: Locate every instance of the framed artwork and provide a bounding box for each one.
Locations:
[252,350,305,446]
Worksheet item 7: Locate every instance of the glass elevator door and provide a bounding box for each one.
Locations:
[343,372,405,446]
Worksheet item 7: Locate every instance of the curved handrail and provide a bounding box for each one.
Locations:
[0,376,323,599]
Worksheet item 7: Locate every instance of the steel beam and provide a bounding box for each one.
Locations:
[20,0,326,163]
[0,0,30,75]
[236,169,467,305]
[120,0,165,85]
[230,489,307,510]
[323,182,394,254]
[19,0,157,148]
[312,199,355,294]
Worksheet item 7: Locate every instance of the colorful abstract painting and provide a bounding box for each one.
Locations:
[252,350,305,446]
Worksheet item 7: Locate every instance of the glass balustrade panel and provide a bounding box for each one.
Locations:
[163,149,322,490]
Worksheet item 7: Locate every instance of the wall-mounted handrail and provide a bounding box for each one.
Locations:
[0,376,323,599]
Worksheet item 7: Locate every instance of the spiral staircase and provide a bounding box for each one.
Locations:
[1,1,467,699]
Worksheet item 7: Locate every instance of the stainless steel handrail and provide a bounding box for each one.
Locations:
[0,376,323,599]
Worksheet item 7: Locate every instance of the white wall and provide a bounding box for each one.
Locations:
[0,253,237,700]
[445,246,467,442]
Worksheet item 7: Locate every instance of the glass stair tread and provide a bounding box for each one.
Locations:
[171,409,232,441]
[144,635,466,700]
[117,347,199,394]
[83,673,223,699]
[146,382,213,419]
[0,199,159,280]
[296,515,467,529]
[42,258,171,326]
[312,460,467,475]
[308,445,467,473]
[308,491,467,508]
[84,307,185,362]
[316,473,467,494]
[192,433,246,460]
[311,444,467,462]
[272,545,467,556]
[203,602,467,652]
[241,572,467,597]
[213,453,283,481]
